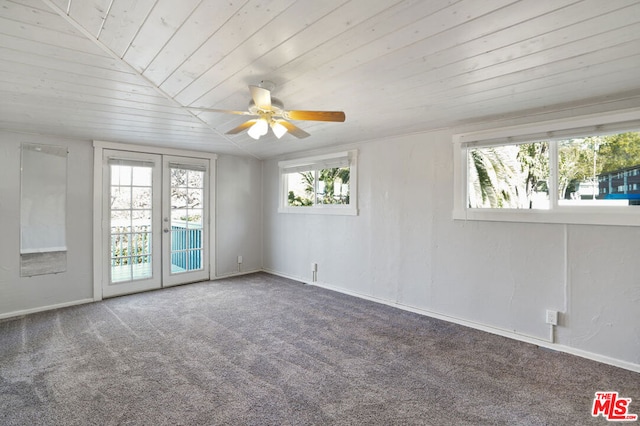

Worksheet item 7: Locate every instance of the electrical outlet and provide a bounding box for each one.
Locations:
[546,309,558,326]
[237,255,243,264]
[311,262,317,272]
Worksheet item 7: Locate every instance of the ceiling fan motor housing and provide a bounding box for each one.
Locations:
[249,97,284,115]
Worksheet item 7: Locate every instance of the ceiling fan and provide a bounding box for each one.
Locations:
[189,81,345,140]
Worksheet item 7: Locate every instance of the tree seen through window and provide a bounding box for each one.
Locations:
[468,131,640,208]
[287,167,350,207]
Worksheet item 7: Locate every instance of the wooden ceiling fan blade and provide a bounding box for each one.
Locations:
[279,120,310,138]
[226,119,257,135]
[284,110,345,122]
[249,85,271,110]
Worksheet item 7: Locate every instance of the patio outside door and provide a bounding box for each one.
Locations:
[102,150,210,298]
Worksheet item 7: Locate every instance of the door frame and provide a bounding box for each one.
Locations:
[92,140,217,301]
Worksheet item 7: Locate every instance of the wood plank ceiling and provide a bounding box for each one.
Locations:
[1,0,640,158]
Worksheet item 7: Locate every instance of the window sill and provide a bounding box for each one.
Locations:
[453,207,640,227]
[278,206,358,216]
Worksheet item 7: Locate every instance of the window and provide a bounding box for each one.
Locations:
[467,142,550,209]
[279,150,357,215]
[453,111,640,226]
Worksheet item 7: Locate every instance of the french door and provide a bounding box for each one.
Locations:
[162,156,209,287]
[102,150,210,298]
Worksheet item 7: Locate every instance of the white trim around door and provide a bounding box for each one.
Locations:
[93,141,217,301]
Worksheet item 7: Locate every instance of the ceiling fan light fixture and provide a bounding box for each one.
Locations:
[247,118,269,139]
[203,84,345,139]
[271,121,288,139]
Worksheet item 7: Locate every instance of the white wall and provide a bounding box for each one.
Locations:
[262,129,640,371]
[215,154,263,277]
[0,131,94,316]
[0,132,263,317]
[1,127,636,370]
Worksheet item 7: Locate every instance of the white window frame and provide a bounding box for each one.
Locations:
[278,150,358,215]
[453,109,640,227]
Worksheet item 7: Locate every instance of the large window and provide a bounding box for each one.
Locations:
[279,150,357,215]
[454,111,640,226]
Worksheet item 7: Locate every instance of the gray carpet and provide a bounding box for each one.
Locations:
[0,272,638,425]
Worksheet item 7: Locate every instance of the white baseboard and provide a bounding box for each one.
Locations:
[0,298,94,321]
[3,269,638,374]
[262,268,640,374]
[0,270,263,321]
[213,269,262,280]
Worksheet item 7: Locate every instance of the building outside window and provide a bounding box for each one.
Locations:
[453,111,640,226]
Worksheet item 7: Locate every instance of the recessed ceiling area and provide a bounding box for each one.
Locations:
[1,0,640,158]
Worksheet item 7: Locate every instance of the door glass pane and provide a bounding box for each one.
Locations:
[111,210,131,232]
[170,167,205,273]
[132,210,151,231]
[187,189,203,209]
[132,166,151,186]
[187,208,203,226]
[111,187,131,209]
[111,165,131,186]
[132,187,152,209]
[110,164,154,283]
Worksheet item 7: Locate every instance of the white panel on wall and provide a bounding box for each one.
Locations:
[20,144,67,254]
[431,220,565,340]
[0,132,93,317]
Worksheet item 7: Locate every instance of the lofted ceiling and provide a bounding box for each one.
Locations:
[1,0,640,159]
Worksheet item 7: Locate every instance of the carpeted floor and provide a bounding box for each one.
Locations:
[0,272,638,425]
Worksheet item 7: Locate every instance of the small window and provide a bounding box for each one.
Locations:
[453,111,640,226]
[279,150,357,215]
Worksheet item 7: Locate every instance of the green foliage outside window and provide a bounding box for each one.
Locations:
[288,167,350,206]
